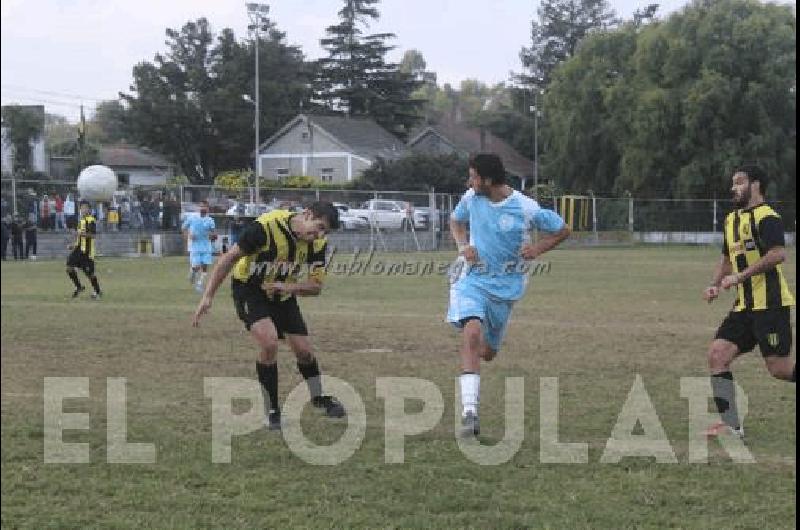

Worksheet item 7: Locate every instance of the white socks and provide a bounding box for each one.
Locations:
[460,372,480,416]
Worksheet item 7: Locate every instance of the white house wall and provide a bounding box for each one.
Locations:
[259,119,372,182]
[1,127,11,175]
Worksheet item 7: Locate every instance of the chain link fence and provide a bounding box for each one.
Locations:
[0,179,795,249]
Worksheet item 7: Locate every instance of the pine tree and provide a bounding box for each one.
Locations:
[314,0,423,137]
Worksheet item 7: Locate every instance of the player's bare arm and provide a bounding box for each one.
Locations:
[192,244,244,326]
[450,218,478,262]
[519,225,571,260]
[703,254,732,302]
[721,246,787,290]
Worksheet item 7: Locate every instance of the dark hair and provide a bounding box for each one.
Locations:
[468,153,506,185]
[199,199,209,205]
[307,201,340,230]
[735,164,769,193]
[79,200,91,207]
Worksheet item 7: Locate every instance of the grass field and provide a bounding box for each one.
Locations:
[1,246,796,528]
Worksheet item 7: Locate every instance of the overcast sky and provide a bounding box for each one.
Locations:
[0,0,774,122]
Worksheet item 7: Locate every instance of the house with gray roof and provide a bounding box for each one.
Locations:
[48,143,174,185]
[257,114,407,183]
[408,118,536,188]
[97,144,174,186]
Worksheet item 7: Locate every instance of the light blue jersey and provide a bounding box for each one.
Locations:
[182,214,216,254]
[451,189,565,301]
[446,189,565,352]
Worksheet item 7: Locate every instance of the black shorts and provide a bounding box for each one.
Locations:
[715,307,793,357]
[231,280,308,337]
[66,248,95,276]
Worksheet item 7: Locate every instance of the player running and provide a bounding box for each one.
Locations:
[448,153,571,437]
[182,199,217,293]
[702,164,795,438]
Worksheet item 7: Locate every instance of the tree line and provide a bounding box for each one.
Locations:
[4,0,795,198]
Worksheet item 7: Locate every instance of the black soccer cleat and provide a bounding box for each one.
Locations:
[265,409,282,431]
[71,286,85,298]
[312,395,346,418]
[460,411,480,437]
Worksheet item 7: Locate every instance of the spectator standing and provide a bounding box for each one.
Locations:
[10,216,24,259]
[1,215,9,260]
[64,194,76,229]
[23,212,38,259]
[54,194,65,231]
[40,194,51,230]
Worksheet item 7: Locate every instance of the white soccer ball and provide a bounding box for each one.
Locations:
[77,165,118,201]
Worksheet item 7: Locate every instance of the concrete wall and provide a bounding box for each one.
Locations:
[634,231,796,245]
[21,230,796,262]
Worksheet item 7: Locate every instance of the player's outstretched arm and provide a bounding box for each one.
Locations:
[192,245,243,327]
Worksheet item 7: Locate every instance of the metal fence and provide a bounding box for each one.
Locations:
[0,179,795,243]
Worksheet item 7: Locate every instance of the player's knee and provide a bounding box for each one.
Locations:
[257,342,278,363]
[707,342,734,371]
[765,356,792,380]
[480,346,497,362]
[294,350,315,364]
[462,322,483,351]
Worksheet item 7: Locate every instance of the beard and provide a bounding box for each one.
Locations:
[733,188,750,208]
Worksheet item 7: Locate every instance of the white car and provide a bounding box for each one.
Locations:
[333,203,369,230]
[347,199,428,230]
[226,202,271,217]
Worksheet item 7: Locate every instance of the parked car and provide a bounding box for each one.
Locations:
[225,201,271,217]
[347,199,429,230]
[333,203,369,230]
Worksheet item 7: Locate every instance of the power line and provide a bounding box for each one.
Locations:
[0,84,112,103]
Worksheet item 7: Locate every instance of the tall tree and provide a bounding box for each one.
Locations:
[89,100,130,144]
[315,0,423,137]
[122,17,314,183]
[516,0,619,90]
[542,0,796,198]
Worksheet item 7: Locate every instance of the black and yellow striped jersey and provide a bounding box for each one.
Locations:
[75,214,97,259]
[723,203,794,311]
[232,210,328,301]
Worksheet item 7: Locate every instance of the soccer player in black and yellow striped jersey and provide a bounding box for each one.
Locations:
[192,202,343,430]
[66,201,103,299]
[702,165,795,438]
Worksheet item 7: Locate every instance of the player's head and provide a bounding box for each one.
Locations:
[79,201,90,215]
[293,201,340,242]
[731,164,768,207]
[468,153,506,195]
[198,199,209,216]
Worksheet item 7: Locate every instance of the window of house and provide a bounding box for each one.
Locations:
[301,131,310,142]
[320,168,334,182]
[117,173,130,186]
[275,168,289,179]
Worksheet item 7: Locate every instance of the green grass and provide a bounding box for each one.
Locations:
[1,247,796,528]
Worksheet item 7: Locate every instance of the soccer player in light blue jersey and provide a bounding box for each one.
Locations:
[182,199,217,293]
[448,153,571,437]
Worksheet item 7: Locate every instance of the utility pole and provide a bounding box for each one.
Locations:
[246,3,269,206]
